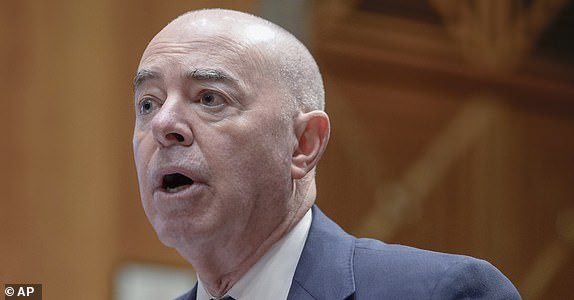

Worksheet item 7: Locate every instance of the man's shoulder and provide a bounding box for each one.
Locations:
[354,237,475,268]
[351,238,521,299]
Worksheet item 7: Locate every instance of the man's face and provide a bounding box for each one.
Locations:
[133,18,297,248]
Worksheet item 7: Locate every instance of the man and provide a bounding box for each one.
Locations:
[133,8,521,300]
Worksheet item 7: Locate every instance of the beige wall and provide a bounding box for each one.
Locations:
[1,1,572,299]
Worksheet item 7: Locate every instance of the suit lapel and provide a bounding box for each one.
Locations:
[175,284,197,300]
[181,206,356,300]
[287,205,356,300]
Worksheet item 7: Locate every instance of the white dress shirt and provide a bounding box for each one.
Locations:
[196,208,312,300]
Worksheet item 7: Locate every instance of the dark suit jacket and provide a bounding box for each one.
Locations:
[177,205,521,299]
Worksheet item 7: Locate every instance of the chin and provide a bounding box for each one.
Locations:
[157,234,183,248]
[149,215,185,245]
[153,216,213,249]
[155,223,191,248]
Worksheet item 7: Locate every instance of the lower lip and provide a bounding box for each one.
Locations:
[153,183,205,202]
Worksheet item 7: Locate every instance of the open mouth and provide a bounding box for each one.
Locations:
[162,173,194,193]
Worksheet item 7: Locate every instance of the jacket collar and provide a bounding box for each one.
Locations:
[287,205,356,300]
[176,285,196,300]
[180,205,356,300]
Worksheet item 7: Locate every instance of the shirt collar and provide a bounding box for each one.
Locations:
[197,208,312,300]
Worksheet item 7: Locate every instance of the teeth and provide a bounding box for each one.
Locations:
[166,185,190,193]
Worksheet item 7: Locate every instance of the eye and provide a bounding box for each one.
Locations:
[138,98,157,115]
[199,91,225,107]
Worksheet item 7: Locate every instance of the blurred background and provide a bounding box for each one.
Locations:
[1,0,573,299]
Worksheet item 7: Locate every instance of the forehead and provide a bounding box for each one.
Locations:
[139,13,277,71]
[146,42,268,101]
[140,35,249,75]
[135,13,287,103]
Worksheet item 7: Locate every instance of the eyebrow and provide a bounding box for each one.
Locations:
[133,68,237,91]
[133,69,161,90]
[186,68,237,83]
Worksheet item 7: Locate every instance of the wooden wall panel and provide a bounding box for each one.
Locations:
[313,4,574,299]
[0,0,40,283]
[0,0,121,298]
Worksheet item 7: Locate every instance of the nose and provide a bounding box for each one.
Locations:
[151,99,193,148]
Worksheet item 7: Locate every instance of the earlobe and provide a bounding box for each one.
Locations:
[292,111,330,179]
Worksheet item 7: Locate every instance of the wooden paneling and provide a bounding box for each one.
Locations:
[313,3,574,299]
[0,0,121,298]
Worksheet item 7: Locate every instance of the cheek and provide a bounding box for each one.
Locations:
[211,121,293,187]
[133,129,154,168]
[133,131,155,201]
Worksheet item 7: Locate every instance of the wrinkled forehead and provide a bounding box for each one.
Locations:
[139,13,279,80]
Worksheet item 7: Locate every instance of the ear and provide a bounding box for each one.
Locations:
[292,111,330,179]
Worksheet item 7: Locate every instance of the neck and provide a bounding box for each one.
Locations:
[178,180,315,297]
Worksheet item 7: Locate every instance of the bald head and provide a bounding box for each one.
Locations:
[146,9,325,115]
